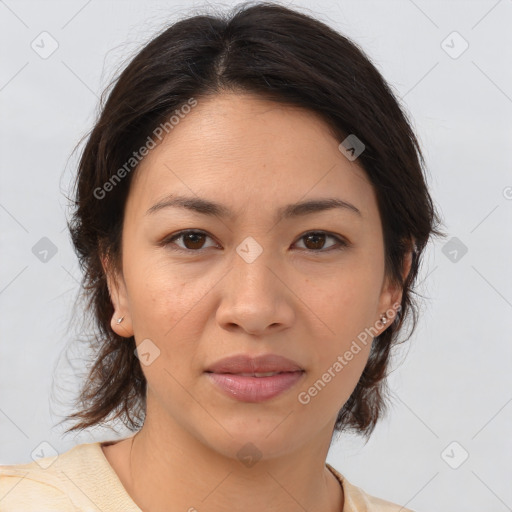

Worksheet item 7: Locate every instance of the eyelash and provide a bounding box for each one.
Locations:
[160,230,349,254]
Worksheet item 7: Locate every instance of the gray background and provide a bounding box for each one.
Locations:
[1,1,511,511]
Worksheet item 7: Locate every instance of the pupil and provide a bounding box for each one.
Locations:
[185,233,204,249]
[305,233,325,250]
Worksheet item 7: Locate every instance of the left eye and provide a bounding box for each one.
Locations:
[162,230,348,253]
[294,231,347,252]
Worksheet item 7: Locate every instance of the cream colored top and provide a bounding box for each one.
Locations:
[0,439,416,511]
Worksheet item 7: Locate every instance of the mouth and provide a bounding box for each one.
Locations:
[204,354,305,402]
[212,371,295,377]
[205,353,304,374]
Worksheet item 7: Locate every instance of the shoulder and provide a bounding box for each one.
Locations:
[0,459,75,511]
[0,440,120,512]
[327,464,418,512]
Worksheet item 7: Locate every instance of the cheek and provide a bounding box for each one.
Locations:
[123,262,207,405]
[300,259,383,341]
[296,344,371,428]
[122,254,207,357]
[124,250,198,323]
[295,259,381,404]
[294,286,373,425]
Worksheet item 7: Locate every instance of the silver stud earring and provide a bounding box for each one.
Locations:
[116,316,125,324]
[380,314,388,325]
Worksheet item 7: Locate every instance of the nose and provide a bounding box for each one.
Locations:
[215,247,295,336]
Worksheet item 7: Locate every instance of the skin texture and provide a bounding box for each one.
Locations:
[102,91,412,512]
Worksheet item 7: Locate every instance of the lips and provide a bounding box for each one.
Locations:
[205,353,304,374]
[205,354,305,402]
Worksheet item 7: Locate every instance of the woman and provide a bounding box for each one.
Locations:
[0,2,443,510]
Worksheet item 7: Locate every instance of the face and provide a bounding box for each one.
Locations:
[105,91,406,460]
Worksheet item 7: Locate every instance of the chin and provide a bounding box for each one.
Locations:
[195,412,311,462]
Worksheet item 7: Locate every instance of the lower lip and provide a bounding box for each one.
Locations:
[206,371,305,402]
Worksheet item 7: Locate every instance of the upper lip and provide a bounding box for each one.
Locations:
[205,354,304,374]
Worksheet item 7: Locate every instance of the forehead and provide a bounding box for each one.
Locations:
[126,92,378,223]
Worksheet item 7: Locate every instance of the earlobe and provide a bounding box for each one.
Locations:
[101,254,134,338]
[377,247,414,334]
[110,312,134,338]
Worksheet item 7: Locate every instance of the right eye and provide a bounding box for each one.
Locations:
[161,230,219,252]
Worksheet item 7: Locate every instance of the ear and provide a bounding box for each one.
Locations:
[101,254,134,338]
[375,248,414,334]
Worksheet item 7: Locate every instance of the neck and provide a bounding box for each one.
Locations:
[121,412,343,511]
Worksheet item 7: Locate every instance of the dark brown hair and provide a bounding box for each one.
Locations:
[61,1,445,440]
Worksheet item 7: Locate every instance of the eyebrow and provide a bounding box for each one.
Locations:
[145,194,362,221]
